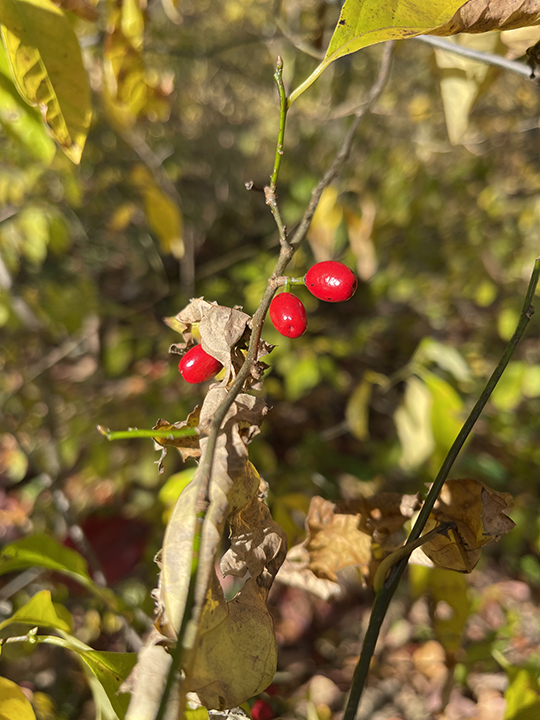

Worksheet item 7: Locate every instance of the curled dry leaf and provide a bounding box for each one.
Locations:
[304,493,420,584]
[153,407,201,473]
[188,481,287,708]
[432,0,540,36]
[276,544,344,602]
[420,478,515,572]
[168,298,270,387]
[126,387,272,717]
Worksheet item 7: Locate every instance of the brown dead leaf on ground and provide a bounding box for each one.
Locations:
[432,0,540,36]
[421,478,515,572]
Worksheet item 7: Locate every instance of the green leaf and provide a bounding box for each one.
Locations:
[3,631,136,720]
[0,40,55,162]
[395,375,434,471]
[505,667,540,720]
[0,534,117,606]
[288,0,466,104]
[346,377,372,441]
[0,589,72,633]
[0,0,92,163]
[423,370,464,471]
[0,677,36,720]
[491,361,526,411]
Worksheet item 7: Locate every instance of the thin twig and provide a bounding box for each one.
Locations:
[270,57,287,193]
[290,41,394,247]
[416,35,533,79]
[342,256,540,720]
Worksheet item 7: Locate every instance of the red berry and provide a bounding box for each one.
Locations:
[269,292,308,338]
[251,699,273,720]
[305,261,358,302]
[178,345,222,383]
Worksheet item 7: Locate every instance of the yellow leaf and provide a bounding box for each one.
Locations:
[345,377,372,441]
[307,186,343,263]
[289,0,466,104]
[131,165,184,258]
[103,5,147,124]
[395,376,434,471]
[0,677,36,720]
[0,0,92,163]
[434,33,501,144]
[121,0,144,51]
[410,565,471,655]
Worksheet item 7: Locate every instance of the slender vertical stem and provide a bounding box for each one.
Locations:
[342,256,540,720]
[269,57,287,193]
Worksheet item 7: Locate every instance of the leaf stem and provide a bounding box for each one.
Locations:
[342,256,540,720]
[97,426,198,441]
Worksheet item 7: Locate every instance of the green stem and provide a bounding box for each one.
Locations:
[269,57,287,193]
[97,426,198,441]
[342,255,540,720]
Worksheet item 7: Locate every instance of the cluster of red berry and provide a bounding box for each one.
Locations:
[178,261,357,384]
[270,260,357,338]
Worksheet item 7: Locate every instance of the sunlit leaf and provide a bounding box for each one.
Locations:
[0,677,36,720]
[346,377,372,441]
[0,533,117,606]
[434,33,501,145]
[423,370,464,471]
[131,165,184,259]
[0,40,55,162]
[504,667,540,720]
[0,0,92,163]
[0,589,72,633]
[395,376,434,471]
[491,361,526,411]
[289,0,466,104]
[307,186,343,262]
[4,631,136,720]
[414,337,471,382]
[409,565,471,655]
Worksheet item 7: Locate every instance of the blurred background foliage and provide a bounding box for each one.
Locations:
[2,0,540,717]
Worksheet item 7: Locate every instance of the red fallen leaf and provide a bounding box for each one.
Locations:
[64,515,150,585]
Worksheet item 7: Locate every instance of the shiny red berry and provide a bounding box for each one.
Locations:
[269,292,308,338]
[305,261,358,302]
[251,699,274,720]
[178,345,222,383]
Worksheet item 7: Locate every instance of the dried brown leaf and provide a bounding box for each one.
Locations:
[432,0,540,36]
[303,493,421,583]
[276,545,344,601]
[421,478,515,572]
[153,407,201,471]
[169,299,272,387]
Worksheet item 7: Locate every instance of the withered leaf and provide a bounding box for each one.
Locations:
[153,408,201,472]
[169,299,272,388]
[304,493,420,583]
[189,479,286,709]
[432,0,540,36]
[420,478,515,572]
[276,544,344,601]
